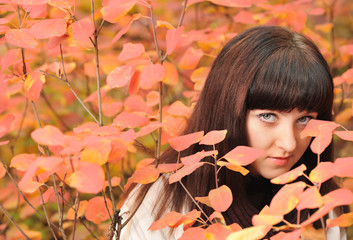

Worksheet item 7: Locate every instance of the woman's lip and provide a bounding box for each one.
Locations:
[269,157,290,166]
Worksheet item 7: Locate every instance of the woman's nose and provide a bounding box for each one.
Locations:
[275,125,297,153]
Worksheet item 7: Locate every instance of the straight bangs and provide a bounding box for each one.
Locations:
[246,47,333,117]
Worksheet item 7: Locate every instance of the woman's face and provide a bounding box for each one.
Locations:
[246,108,318,179]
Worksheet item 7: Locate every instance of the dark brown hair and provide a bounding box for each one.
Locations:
[126,26,343,235]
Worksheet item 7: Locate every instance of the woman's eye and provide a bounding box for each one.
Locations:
[258,113,276,123]
[297,116,313,125]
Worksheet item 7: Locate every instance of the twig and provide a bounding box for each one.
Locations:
[79,217,100,240]
[149,4,161,62]
[9,98,28,156]
[133,139,158,161]
[105,163,117,213]
[40,70,99,124]
[52,174,67,240]
[0,202,31,240]
[72,192,80,240]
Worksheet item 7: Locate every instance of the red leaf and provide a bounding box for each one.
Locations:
[136,122,164,138]
[85,196,113,224]
[101,0,136,23]
[179,47,203,70]
[209,185,233,212]
[168,131,204,152]
[179,227,206,240]
[112,13,142,43]
[169,162,205,184]
[5,29,38,48]
[148,211,183,231]
[124,165,159,190]
[166,26,184,55]
[271,164,307,184]
[301,120,339,155]
[113,111,149,128]
[31,125,65,146]
[102,101,123,117]
[68,18,94,42]
[269,182,306,215]
[67,162,105,194]
[30,19,67,39]
[140,63,166,89]
[177,209,201,230]
[296,186,323,211]
[221,146,264,166]
[167,101,192,118]
[181,151,210,165]
[199,130,227,145]
[309,162,335,184]
[24,71,44,102]
[107,65,134,88]
[332,157,353,178]
[335,131,353,141]
[118,43,145,61]
[157,163,182,173]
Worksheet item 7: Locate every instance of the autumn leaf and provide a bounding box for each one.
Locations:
[271,164,307,184]
[166,26,184,55]
[157,163,182,173]
[209,185,233,212]
[334,131,353,141]
[270,229,301,240]
[296,186,323,211]
[332,157,353,178]
[113,111,149,128]
[179,227,206,240]
[269,182,306,215]
[309,162,335,184]
[12,0,47,4]
[68,18,94,42]
[30,18,67,39]
[168,131,204,152]
[181,150,213,165]
[118,43,145,61]
[1,48,20,73]
[85,196,113,224]
[140,63,167,89]
[0,113,15,138]
[124,165,159,190]
[67,200,88,220]
[199,130,227,145]
[221,146,264,166]
[252,214,283,226]
[233,10,255,24]
[226,225,270,240]
[112,13,142,43]
[179,47,203,70]
[169,162,205,184]
[217,161,249,175]
[177,209,201,230]
[10,153,37,171]
[5,29,38,48]
[167,101,192,118]
[0,163,5,179]
[101,0,137,23]
[24,71,44,102]
[327,212,353,228]
[206,223,233,240]
[148,211,183,231]
[31,125,65,146]
[67,162,105,194]
[107,65,135,88]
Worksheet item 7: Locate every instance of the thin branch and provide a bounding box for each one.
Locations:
[52,175,67,240]
[177,0,188,28]
[149,4,161,62]
[72,192,80,240]
[40,70,99,124]
[0,202,31,240]
[105,163,117,213]
[9,98,28,155]
[79,217,100,240]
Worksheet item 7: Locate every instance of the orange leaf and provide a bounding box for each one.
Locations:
[68,18,94,42]
[226,225,270,240]
[112,13,142,43]
[296,186,323,211]
[140,63,166,89]
[1,48,20,73]
[217,161,249,175]
[167,101,192,118]
[252,214,283,226]
[178,209,201,230]
[181,150,212,165]
[85,196,113,224]
[179,47,203,70]
[113,111,149,128]
[102,101,123,117]
[206,223,233,240]
[157,163,182,173]
[101,0,136,23]
[270,229,301,240]
[233,10,255,24]
[12,0,47,4]
[271,164,306,184]
[221,146,264,166]
[30,18,67,39]
[67,200,88,220]
[163,61,179,86]
[24,71,44,102]
[190,67,209,90]
[31,125,65,146]
[301,120,339,155]
[327,212,353,228]
[332,157,353,178]
[81,139,112,166]
[199,130,227,145]
[124,165,159,190]
[10,153,37,171]
[5,28,38,48]
[179,227,206,240]
[67,163,105,194]
[269,182,306,215]
[335,131,353,141]
[309,162,335,184]
[118,43,145,61]
[169,162,205,184]
[0,113,15,138]
[166,26,184,55]
[342,68,353,85]
[168,131,204,152]
[0,163,5,179]
[146,91,159,106]
[209,185,233,212]
[195,196,212,208]
[148,211,183,231]
[107,65,134,88]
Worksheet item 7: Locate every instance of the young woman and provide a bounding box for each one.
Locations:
[113,26,348,239]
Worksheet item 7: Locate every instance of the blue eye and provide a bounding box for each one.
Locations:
[258,113,276,123]
[297,116,313,125]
